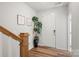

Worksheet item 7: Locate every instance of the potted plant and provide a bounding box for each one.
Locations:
[32,16,42,48]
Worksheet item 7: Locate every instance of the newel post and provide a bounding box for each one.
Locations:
[19,33,29,57]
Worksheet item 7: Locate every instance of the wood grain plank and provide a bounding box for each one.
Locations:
[29,46,71,57]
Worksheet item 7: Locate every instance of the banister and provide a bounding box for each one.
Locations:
[0,26,22,42]
[0,26,29,57]
[19,33,29,57]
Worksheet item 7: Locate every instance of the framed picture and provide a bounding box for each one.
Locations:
[26,17,32,26]
[17,15,25,25]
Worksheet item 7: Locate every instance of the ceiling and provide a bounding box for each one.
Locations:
[26,2,68,11]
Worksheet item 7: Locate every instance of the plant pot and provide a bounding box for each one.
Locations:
[33,36,39,48]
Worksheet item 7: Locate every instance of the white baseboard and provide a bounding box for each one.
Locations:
[72,49,79,57]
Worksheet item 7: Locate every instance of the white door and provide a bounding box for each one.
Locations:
[41,13,56,48]
[40,10,67,50]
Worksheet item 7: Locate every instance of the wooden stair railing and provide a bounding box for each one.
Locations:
[0,26,22,42]
[0,26,29,57]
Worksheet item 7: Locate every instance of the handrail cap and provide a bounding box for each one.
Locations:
[19,33,29,37]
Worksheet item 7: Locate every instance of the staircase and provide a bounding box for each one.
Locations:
[0,26,29,57]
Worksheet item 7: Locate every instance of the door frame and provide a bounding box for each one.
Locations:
[67,12,72,52]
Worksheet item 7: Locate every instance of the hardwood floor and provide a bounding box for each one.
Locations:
[29,46,71,57]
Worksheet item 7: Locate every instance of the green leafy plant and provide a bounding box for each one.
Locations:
[32,16,42,34]
[32,16,42,47]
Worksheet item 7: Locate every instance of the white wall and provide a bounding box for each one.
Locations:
[55,6,68,50]
[69,2,79,56]
[38,6,68,50]
[0,33,2,57]
[0,2,36,57]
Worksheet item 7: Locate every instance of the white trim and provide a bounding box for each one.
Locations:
[72,49,79,57]
[67,12,72,52]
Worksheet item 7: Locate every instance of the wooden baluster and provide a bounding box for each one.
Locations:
[19,33,29,57]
